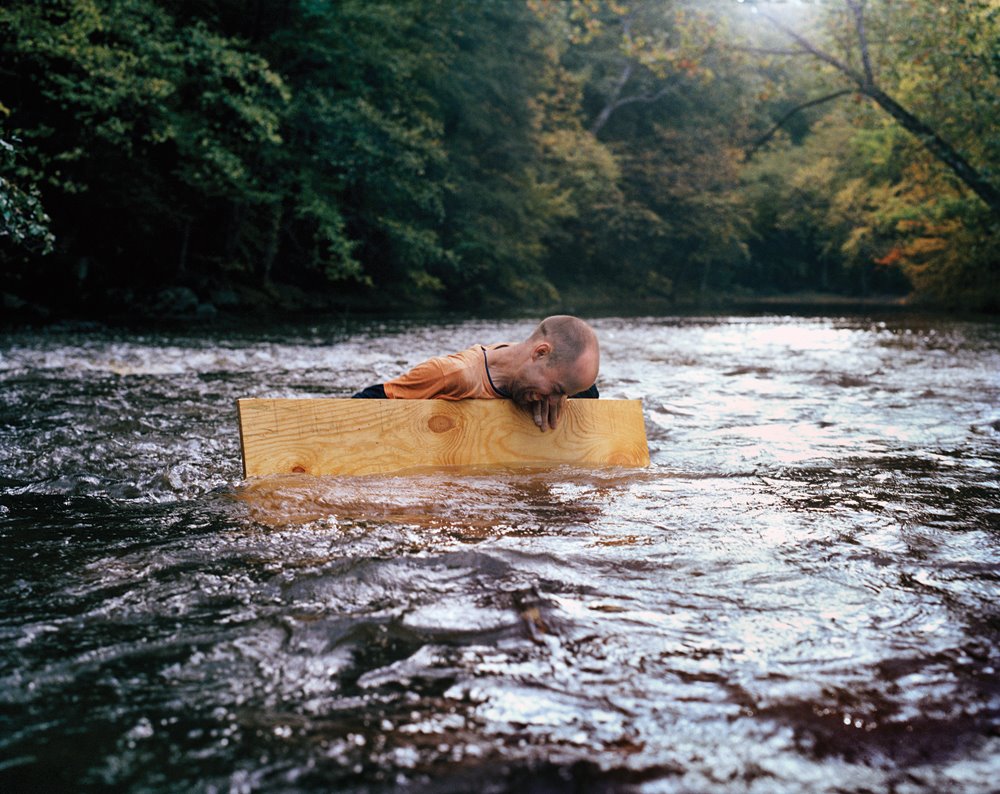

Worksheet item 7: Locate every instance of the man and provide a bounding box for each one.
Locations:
[353,315,600,432]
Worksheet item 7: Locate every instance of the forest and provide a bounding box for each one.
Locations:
[1,0,998,318]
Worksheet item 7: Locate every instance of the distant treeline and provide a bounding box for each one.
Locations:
[1,0,997,316]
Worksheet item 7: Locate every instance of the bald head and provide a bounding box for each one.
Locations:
[527,315,599,392]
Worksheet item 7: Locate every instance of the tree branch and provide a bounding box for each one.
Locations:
[846,0,875,87]
[863,84,1000,215]
[590,76,681,136]
[589,12,643,137]
[590,59,635,136]
[757,10,865,85]
[745,89,853,160]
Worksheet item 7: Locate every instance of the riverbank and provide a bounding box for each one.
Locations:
[2,279,944,330]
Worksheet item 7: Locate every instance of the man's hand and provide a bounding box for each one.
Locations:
[531,394,567,432]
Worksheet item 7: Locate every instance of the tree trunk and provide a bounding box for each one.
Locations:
[861,85,1000,216]
[591,61,634,136]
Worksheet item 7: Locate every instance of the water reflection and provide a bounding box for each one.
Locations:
[234,469,631,535]
[0,314,998,791]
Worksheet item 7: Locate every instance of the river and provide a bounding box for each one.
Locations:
[1,312,998,792]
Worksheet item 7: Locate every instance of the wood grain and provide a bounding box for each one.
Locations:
[237,398,649,477]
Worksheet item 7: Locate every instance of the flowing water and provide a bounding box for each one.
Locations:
[1,313,998,793]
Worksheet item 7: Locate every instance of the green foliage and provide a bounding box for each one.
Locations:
[535,0,754,298]
[0,0,995,313]
[732,0,999,307]
[265,0,451,289]
[861,0,1000,307]
[862,1,1000,163]
[0,0,289,285]
[0,133,54,255]
[431,0,568,306]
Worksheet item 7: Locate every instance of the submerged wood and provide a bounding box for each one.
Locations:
[237,398,649,477]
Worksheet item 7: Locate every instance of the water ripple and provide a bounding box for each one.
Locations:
[1,315,998,791]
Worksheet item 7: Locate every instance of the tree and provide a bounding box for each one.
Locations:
[260,0,451,294]
[530,0,756,300]
[0,0,289,290]
[743,0,1000,217]
[430,1,571,306]
[741,108,914,296]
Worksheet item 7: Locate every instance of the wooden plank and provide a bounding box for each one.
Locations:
[237,398,649,477]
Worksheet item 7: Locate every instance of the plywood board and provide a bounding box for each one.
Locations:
[237,398,649,477]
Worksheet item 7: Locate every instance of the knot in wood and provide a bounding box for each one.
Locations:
[427,414,455,434]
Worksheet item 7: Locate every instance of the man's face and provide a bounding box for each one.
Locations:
[508,348,597,406]
[508,363,567,407]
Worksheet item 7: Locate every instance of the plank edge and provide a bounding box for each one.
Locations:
[236,398,249,480]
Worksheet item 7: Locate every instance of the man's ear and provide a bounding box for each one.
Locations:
[531,342,551,361]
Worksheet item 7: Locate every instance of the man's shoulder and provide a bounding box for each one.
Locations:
[434,345,484,372]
